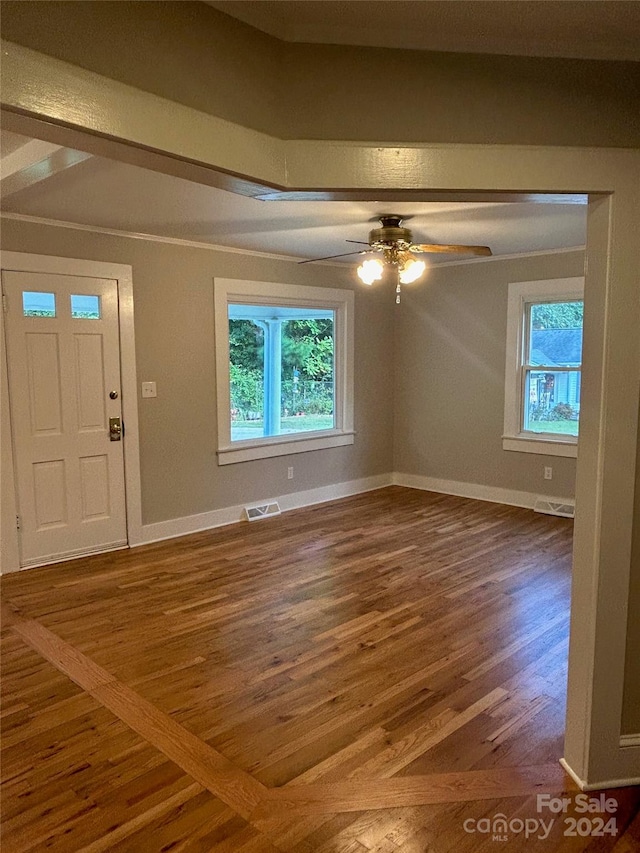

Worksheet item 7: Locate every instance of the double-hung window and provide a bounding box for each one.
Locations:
[214,278,354,464]
[503,277,584,457]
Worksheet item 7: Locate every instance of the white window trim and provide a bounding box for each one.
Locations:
[214,278,354,465]
[503,276,584,458]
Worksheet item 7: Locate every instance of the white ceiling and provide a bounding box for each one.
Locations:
[0,130,587,265]
[205,0,640,61]
[0,130,30,159]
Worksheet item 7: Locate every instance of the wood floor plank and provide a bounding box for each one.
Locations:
[0,635,263,853]
[3,608,268,821]
[251,764,573,817]
[91,679,267,819]
[4,486,634,852]
[73,781,203,853]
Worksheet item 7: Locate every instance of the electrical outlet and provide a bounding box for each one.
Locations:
[544,466,553,480]
[287,467,294,480]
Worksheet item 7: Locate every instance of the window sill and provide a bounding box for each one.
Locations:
[218,430,355,465]
[502,434,578,458]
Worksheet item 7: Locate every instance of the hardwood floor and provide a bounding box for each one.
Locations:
[2,486,638,851]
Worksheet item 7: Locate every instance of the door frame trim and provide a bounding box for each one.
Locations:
[0,251,142,572]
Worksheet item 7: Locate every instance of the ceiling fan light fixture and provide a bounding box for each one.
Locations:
[399,257,426,284]
[357,258,384,285]
[300,214,490,302]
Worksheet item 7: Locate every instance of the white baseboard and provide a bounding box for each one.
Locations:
[559,758,587,790]
[136,471,573,549]
[560,756,640,791]
[3,473,576,568]
[393,471,574,512]
[135,473,392,546]
[133,505,246,546]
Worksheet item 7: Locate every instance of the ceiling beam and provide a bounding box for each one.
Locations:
[1,137,92,197]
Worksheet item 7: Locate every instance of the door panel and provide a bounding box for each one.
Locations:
[74,334,106,430]
[3,270,127,566]
[33,459,67,528]
[79,454,110,519]
[26,333,63,433]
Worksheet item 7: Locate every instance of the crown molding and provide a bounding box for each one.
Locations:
[0,212,312,265]
[0,212,584,269]
[429,244,585,267]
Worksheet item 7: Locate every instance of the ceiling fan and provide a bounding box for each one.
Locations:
[299,214,492,302]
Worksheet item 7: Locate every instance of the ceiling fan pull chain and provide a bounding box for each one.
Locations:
[396,281,401,304]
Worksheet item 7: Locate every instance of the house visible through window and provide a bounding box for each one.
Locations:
[524,301,582,436]
[214,279,354,465]
[503,277,584,457]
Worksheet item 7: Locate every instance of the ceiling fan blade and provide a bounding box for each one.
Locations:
[298,250,368,264]
[345,240,373,245]
[411,243,492,256]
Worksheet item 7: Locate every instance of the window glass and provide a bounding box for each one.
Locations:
[523,370,580,436]
[22,291,56,317]
[524,300,583,437]
[228,305,335,442]
[503,278,584,457]
[528,301,583,366]
[215,279,353,465]
[71,294,101,319]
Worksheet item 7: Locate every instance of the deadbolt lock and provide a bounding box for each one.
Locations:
[109,417,122,441]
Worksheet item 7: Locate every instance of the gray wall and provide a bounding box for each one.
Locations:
[3,215,583,522]
[0,218,394,526]
[394,250,585,499]
[0,1,282,138]
[2,0,639,147]
[280,42,640,147]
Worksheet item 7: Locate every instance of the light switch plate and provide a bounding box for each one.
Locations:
[141,381,157,398]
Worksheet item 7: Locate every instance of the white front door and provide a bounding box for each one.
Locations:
[3,270,127,566]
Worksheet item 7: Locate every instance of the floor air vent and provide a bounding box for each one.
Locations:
[244,501,281,522]
[534,498,575,518]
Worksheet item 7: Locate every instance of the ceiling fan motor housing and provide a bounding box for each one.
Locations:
[369,215,413,249]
